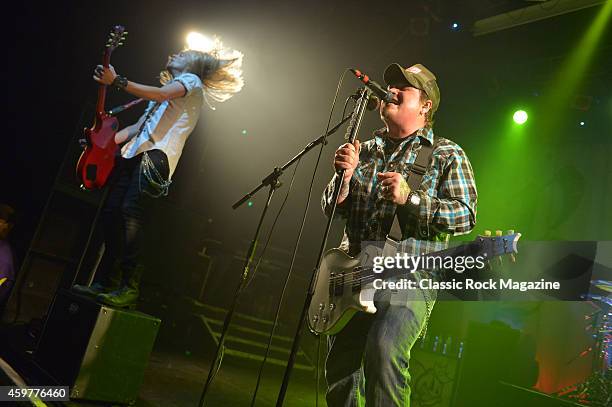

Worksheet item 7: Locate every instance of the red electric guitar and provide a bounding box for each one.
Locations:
[76,25,128,190]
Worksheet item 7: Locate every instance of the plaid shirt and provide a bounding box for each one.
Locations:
[322,127,477,257]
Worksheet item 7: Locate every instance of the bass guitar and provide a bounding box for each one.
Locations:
[76,25,127,190]
[308,231,521,335]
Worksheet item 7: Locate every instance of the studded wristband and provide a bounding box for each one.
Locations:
[112,75,128,90]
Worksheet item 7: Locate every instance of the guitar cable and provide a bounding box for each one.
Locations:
[249,70,351,407]
[316,333,324,407]
[246,158,299,403]
[244,158,301,290]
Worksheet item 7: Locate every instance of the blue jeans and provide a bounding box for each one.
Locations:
[97,150,169,285]
[325,298,428,407]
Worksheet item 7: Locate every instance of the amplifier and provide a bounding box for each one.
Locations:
[34,289,160,404]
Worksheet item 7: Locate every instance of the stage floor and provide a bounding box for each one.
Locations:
[133,351,322,407]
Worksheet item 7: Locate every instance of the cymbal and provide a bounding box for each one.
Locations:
[591,279,612,293]
[583,294,612,307]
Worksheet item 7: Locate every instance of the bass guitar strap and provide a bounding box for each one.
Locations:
[383,138,435,255]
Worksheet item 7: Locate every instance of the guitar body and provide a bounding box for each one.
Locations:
[76,114,119,189]
[308,248,379,335]
[75,25,127,190]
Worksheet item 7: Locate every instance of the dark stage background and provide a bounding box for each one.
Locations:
[1,0,611,403]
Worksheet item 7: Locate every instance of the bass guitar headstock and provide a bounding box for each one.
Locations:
[476,229,521,262]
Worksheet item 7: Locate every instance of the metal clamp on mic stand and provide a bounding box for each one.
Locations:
[198,105,357,407]
[275,87,372,406]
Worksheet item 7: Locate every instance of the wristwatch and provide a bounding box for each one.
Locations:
[407,191,421,206]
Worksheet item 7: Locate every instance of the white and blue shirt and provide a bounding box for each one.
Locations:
[121,72,204,178]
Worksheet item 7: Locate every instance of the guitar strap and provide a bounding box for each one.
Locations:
[134,101,162,142]
[380,136,437,338]
[385,138,435,251]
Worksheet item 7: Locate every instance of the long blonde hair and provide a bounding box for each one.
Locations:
[160,38,244,103]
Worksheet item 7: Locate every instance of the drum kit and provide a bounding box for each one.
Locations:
[559,279,611,406]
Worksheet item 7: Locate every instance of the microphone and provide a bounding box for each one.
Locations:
[367,95,380,111]
[350,69,397,105]
[350,91,381,111]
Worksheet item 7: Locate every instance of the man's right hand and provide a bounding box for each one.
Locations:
[334,140,360,181]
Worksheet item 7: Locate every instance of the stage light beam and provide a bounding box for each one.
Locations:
[542,1,612,135]
[186,32,215,52]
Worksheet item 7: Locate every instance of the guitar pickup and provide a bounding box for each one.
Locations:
[86,164,98,181]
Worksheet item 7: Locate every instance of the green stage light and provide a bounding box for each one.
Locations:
[541,2,612,135]
[513,110,528,125]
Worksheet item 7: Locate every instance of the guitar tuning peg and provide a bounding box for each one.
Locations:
[118,42,124,46]
[495,230,502,237]
[483,230,492,237]
[124,31,129,34]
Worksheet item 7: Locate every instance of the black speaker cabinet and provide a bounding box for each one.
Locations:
[34,289,160,404]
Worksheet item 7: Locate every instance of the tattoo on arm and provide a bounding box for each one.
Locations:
[399,177,410,203]
[338,178,350,202]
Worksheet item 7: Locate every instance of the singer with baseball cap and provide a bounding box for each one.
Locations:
[322,63,477,406]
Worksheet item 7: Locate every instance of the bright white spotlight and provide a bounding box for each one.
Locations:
[513,110,528,125]
[186,32,215,52]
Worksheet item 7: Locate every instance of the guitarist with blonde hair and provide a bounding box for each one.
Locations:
[322,63,477,406]
[73,41,244,308]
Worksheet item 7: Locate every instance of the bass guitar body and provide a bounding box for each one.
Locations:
[308,232,521,335]
[309,248,379,336]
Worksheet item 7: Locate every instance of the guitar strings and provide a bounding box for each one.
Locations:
[326,242,484,286]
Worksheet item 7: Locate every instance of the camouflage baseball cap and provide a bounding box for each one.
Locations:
[383,63,440,114]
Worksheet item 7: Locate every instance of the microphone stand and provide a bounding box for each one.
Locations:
[198,109,355,407]
[275,87,371,406]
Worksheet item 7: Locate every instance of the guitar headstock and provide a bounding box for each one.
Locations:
[105,25,127,51]
[476,229,521,260]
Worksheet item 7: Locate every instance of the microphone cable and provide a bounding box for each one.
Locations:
[244,158,301,290]
[249,69,351,407]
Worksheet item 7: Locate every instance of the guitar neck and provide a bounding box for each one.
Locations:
[420,241,484,267]
[95,48,112,115]
[358,240,485,285]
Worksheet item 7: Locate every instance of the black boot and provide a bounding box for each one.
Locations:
[97,265,142,308]
[72,282,112,297]
[72,263,122,298]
